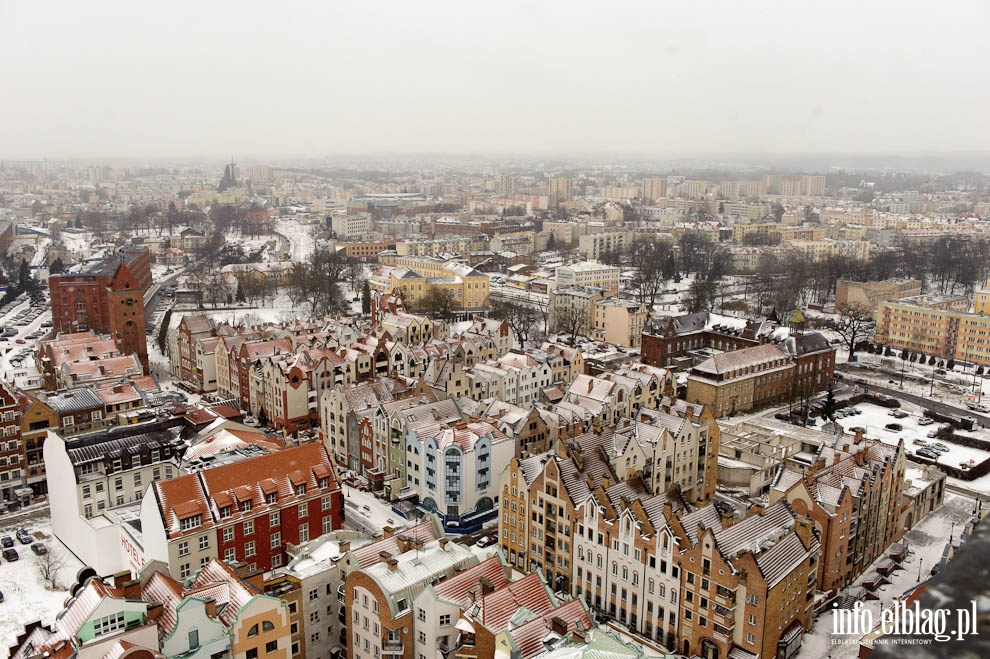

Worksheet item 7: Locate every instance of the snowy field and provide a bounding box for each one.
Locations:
[834,400,990,472]
[0,511,84,655]
[798,492,976,658]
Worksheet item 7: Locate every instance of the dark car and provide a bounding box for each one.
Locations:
[2,548,18,561]
[31,543,47,555]
[476,535,497,548]
[774,412,790,421]
[16,529,32,545]
[885,423,904,432]
[0,537,13,548]
[916,448,940,460]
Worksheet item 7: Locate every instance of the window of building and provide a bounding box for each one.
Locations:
[245,541,255,557]
[93,612,126,637]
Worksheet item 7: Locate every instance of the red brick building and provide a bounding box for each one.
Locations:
[147,442,344,580]
[48,248,151,371]
[0,381,24,504]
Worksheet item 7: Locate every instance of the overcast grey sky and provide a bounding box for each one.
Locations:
[1,0,987,160]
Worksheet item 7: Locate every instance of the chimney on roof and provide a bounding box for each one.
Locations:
[601,474,610,489]
[748,502,765,516]
[794,515,814,547]
[379,551,392,564]
[396,535,410,553]
[204,597,218,619]
[479,576,495,595]
[571,628,587,644]
[387,558,398,571]
[339,540,350,553]
[412,537,424,552]
[382,525,395,539]
[550,617,568,636]
[719,507,734,529]
[853,427,865,445]
[439,538,449,550]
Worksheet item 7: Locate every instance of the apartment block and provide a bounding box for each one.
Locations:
[876,291,990,365]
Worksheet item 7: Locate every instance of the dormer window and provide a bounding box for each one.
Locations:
[241,500,252,512]
[220,506,232,519]
[180,515,202,531]
[318,477,328,489]
[266,492,277,505]
[296,484,306,496]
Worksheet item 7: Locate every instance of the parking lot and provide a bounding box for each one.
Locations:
[839,400,990,471]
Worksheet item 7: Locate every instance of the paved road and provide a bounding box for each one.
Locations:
[0,504,51,532]
[852,381,990,428]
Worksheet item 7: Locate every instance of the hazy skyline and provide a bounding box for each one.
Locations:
[2,0,988,160]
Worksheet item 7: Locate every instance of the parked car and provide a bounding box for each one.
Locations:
[0,537,12,548]
[30,543,47,555]
[891,410,909,419]
[16,529,32,544]
[913,438,929,446]
[927,429,940,438]
[916,448,940,460]
[931,442,949,452]
[774,412,790,421]
[918,417,935,426]
[885,423,904,432]
[2,548,18,561]
[476,535,497,548]
[935,368,947,376]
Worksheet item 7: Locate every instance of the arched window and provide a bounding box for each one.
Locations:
[247,625,259,637]
[262,621,275,632]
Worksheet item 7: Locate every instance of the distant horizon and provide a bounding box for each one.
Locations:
[5,150,990,175]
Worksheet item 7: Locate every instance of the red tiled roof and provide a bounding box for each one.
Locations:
[155,443,338,539]
[431,556,509,605]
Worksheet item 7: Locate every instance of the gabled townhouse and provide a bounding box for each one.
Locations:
[141,558,291,659]
[412,555,511,659]
[770,431,907,593]
[672,501,819,659]
[572,483,687,648]
[38,331,125,391]
[9,572,159,659]
[454,569,593,659]
[320,377,424,472]
[171,315,217,391]
[19,390,58,497]
[539,342,585,385]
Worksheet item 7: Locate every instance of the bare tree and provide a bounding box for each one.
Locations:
[831,303,876,362]
[37,545,66,590]
[552,303,587,342]
[491,298,540,348]
[419,287,457,321]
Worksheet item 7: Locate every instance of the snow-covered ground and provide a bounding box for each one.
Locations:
[798,492,976,658]
[841,401,990,471]
[341,483,409,535]
[0,511,84,654]
[274,219,316,263]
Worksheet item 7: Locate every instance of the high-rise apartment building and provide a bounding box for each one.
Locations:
[548,177,573,206]
[642,177,667,201]
[496,173,519,195]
